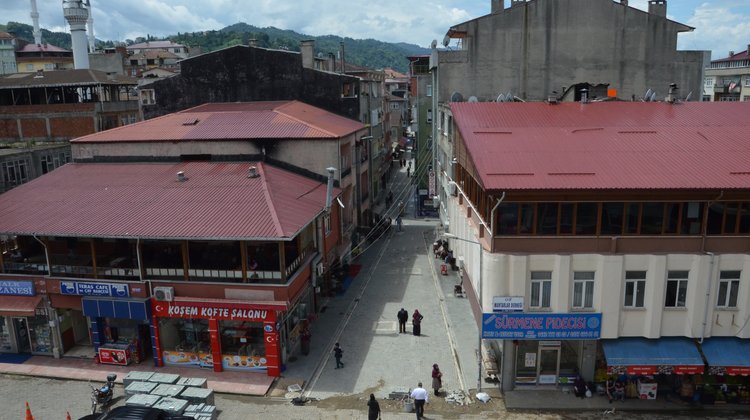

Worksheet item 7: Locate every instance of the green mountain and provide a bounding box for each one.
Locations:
[2,21,425,73]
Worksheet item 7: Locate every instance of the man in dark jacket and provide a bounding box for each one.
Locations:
[397,308,409,333]
[333,342,344,369]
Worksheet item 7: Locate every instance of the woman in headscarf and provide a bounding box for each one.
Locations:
[367,393,381,420]
[431,363,443,396]
[412,309,424,336]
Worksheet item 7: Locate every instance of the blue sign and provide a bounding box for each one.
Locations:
[60,281,129,297]
[0,280,35,296]
[482,313,602,340]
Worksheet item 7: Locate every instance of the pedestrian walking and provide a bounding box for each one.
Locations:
[397,308,409,333]
[398,201,405,216]
[412,309,424,336]
[410,382,428,420]
[406,167,411,177]
[333,342,344,369]
[367,393,381,420]
[431,364,443,396]
[396,215,403,232]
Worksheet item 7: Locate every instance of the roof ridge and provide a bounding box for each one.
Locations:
[257,163,285,237]
[275,101,339,138]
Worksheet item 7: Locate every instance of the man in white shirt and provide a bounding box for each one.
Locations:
[410,382,428,419]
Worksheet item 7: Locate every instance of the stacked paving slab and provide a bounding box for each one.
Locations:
[123,371,217,419]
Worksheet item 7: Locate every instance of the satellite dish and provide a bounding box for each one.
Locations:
[468,96,479,102]
[442,35,451,47]
[450,91,464,102]
[496,93,505,102]
[505,92,512,102]
[643,88,652,101]
[684,91,693,101]
[430,39,437,49]
[649,91,657,102]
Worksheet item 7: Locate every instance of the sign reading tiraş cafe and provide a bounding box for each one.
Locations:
[0,280,35,296]
[60,281,129,297]
[152,300,270,322]
[482,313,602,340]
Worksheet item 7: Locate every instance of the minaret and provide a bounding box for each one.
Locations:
[62,0,90,69]
[87,0,95,53]
[30,0,42,44]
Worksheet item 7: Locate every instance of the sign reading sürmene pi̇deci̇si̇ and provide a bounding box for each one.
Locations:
[482,313,602,340]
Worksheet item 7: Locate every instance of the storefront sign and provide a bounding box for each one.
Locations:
[60,281,129,297]
[538,374,557,385]
[608,364,704,375]
[99,347,129,365]
[492,296,524,313]
[0,280,34,296]
[481,313,602,340]
[152,300,271,322]
[708,365,750,376]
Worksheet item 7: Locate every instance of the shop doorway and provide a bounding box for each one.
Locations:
[70,310,91,346]
[12,318,31,353]
[537,344,561,386]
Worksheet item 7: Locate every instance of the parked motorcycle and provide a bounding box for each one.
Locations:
[90,373,117,414]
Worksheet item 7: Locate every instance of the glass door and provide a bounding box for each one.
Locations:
[537,347,560,385]
[12,318,31,353]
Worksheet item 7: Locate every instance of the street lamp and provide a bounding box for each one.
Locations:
[441,232,483,392]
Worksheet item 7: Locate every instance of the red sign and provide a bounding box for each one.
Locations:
[99,348,128,366]
[725,366,750,376]
[672,365,704,375]
[609,365,704,375]
[152,300,274,321]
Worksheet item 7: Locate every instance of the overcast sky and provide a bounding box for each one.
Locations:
[5,0,750,60]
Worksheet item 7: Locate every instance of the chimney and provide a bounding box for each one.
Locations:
[648,0,667,18]
[324,167,336,212]
[327,52,336,72]
[666,83,678,103]
[580,88,589,104]
[176,171,188,182]
[300,40,314,69]
[248,38,258,47]
[621,0,628,6]
[247,166,260,178]
[491,0,502,14]
[339,41,345,73]
[34,69,44,78]
[729,51,735,57]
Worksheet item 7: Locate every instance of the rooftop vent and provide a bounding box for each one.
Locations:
[247,166,260,178]
[666,83,678,103]
[176,171,188,182]
[547,95,558,104]
[33,69,44,78]
[580,88,589,104]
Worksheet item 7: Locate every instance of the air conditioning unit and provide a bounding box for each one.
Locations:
[153,286,174,302]
[316,263,325,276]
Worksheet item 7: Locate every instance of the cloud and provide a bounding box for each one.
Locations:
[677,2,750,59]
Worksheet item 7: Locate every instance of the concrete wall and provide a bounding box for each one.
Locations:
[438,0,708,102]
[142,45,361,121]
[444,194,750,340]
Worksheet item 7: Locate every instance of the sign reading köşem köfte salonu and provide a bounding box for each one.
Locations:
[482,313,602,339]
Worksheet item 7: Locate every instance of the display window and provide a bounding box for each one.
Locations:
[159,318,211,367]
[220,320,266,371]
[27,315,52,354]
[0,318,12,352]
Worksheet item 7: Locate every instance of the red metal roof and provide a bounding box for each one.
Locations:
[73,101,364,143]
[450,101,750,191]
[0,162,338,240]
[18,43,69,53]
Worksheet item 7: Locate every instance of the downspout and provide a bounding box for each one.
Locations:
[700,252,715,343]
[32,234,51,276]
[136,237,144,281]
[488,192,506,253]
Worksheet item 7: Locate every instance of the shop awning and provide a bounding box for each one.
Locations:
[82,297,151,321]
[701,337,750,376]
[0,295,43,316]
[602,337,704,375]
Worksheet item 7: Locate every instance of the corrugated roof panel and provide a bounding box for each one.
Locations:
[451,102,750,191]
[73,100,364,143]
[0,162,339,240]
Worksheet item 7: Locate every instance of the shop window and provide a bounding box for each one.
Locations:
[601,203,624,235]
[28,316,53,354]
[572,271,595,309]
[624,271,646,308]
[575,203,597,235]
[717,270,740,308]
[158,318,210,365]
[665,270,689,308]
[530,271,552,309]
[220,320,266,370]
[641,203,664,234]
[0,320,11,351]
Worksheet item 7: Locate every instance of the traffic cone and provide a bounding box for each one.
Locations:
[24,401,34,420]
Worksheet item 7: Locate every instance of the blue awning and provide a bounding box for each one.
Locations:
[82,297,151,321]
[602,337,704,375]
[702,337,750,375]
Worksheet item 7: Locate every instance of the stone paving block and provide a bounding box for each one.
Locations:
[125,393,161,408]
[179,386,214,405]
[176,376,208,388]
[147,372,180,384]
[152,383,185,397]
[123,371,154,387]
[124,380,158,396]
[184,402,217,420]
[153,397,189,415]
